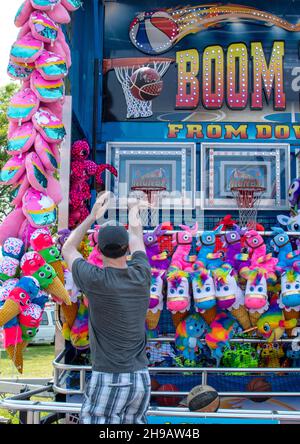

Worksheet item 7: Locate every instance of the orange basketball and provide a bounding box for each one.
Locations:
[129,67,163,101]
[156,384,181,407]
[246,377,272,402]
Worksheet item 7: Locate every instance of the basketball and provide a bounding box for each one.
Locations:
[151,378,160,391]
[246,377,272,403]
[156,383,181,407]
[129,67,163,101]
[187,385,220,412]
[129,10,179,54]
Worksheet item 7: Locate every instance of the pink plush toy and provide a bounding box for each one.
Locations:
[87,226,103,268]
[22,188,57,227]
[29,11,59,43]
[31,70,65,102]
[170,223,198,271]
[34,133,59,171]
[30,0,61,10]
[15,1,34,27]
[25,151,48,192]
[7,122,36,155]
[12,175,30,207]
[10,33,44,63]
[0,154,26,185]
[47,3,71,24]
[32,107,66,143]
[7,87,39,123]
[35,50,68,80]
[0,208,26,245]
[7,58,35,81]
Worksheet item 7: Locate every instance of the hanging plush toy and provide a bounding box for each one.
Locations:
[166,267,190,327]
[213,264,251,330]
[0,257,20,283]
[143,224,170,270]
[146,269,165,330]
[205,311,237,364]
[20,251,71,305]
[279,266,300,335]
[257,343,285,368]
[191,265,217,325]
[63,297,89,350]
[287,178,300,215]
[270,227,300,272]
[220,225,249,272]
[196,226,224,270]
[170,223,198,271]
[30,228,64,282]
[175,313,208,362]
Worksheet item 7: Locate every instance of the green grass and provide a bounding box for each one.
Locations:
[0,345,55,423]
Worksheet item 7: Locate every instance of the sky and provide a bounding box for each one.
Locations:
[0,0,23,86]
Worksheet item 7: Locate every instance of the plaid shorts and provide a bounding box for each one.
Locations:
[80,368,151,424]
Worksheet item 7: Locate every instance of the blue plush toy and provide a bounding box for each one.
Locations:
[196,225,224,270]
[175,313,208,361]
[287,349,300,368]
[270,227,300,271]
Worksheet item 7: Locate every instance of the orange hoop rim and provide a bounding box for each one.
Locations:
[103,57,175,74]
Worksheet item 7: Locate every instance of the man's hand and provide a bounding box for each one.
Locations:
[90,191,111,221]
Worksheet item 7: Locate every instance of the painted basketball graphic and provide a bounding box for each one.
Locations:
[129,67,163,101]
[129,10,179,55]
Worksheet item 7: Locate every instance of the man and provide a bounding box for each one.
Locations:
[62,192,151,424]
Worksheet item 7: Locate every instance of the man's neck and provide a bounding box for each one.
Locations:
[103,256,128,269]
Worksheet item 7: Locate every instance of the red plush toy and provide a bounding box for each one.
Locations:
[69,140,118,228]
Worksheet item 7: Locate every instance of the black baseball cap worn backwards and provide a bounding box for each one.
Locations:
[98,225,129,258]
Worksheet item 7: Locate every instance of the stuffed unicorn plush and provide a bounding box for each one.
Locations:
[166,267,190,327]
[146,269,165,330]
[278,212,300,232]
[170,223,198,271]
[196,225,224,270]
[191,266,216,313]
[213,264,251,329]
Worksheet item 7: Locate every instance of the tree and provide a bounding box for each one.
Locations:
[0,83,19,222]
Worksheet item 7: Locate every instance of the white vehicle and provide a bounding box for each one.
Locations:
[30,303,55,345]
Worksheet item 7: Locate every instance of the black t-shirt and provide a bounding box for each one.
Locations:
[72,251,151,373]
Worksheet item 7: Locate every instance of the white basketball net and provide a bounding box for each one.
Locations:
[231,186,265,229]
[114,61,171,119]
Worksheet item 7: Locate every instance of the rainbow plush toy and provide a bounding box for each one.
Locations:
[213,264,251,330]
[205,311,237,364]
[166,267,190,327]
[63,298,89,350]
[175,313,208,362]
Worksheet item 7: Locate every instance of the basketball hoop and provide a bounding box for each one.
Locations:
[230,178,265,229]
[103,57,174,119]
[130,181,166,227]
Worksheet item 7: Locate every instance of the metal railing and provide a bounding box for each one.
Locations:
[2,387,300,424]
[52,347,300,396]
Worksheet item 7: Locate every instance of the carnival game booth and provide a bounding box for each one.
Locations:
[2,0,300,424]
